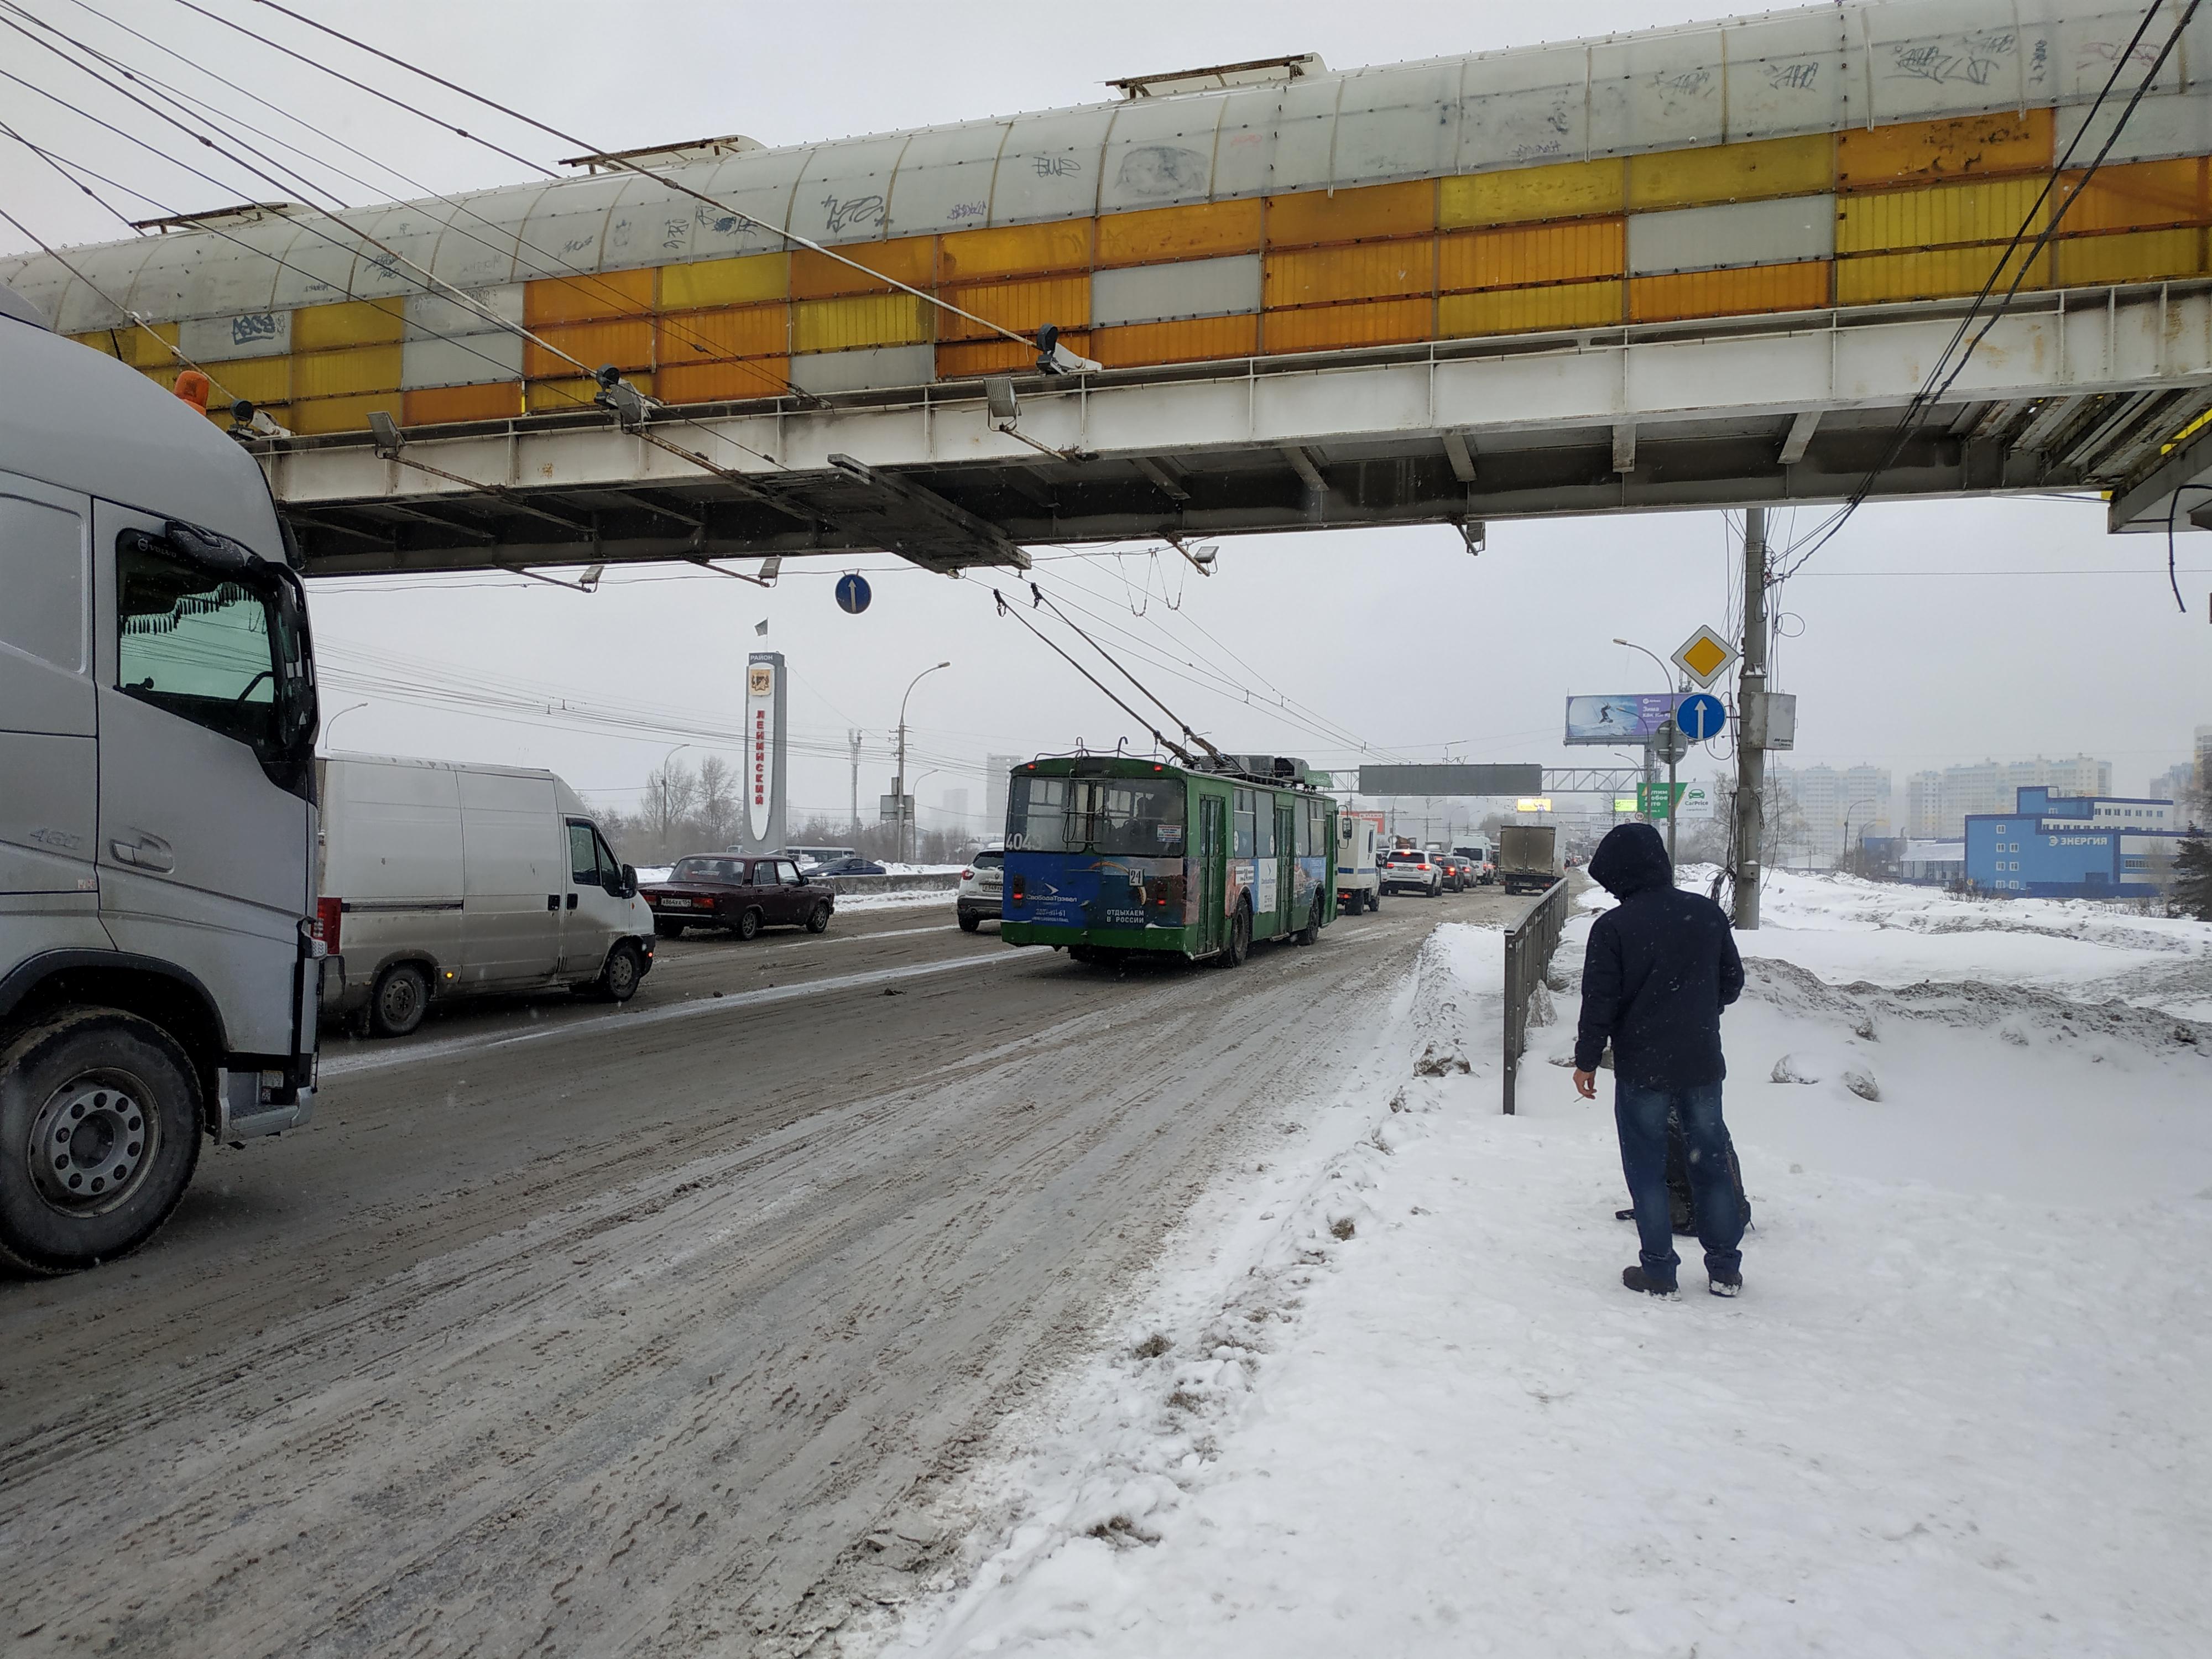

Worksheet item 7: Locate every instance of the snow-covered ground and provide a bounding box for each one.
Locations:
[885,875,2212,1658]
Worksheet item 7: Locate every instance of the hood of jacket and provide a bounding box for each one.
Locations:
[1589,821,1673,899]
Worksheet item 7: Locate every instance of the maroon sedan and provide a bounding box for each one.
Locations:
[641,855,834,941]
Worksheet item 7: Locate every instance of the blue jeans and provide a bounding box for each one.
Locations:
[1615,1079,1744,1288]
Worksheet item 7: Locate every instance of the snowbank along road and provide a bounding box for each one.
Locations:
[0,888,1528,1656]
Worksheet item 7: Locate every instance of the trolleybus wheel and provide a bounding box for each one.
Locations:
[1213,902,1251,969]
[1295,896,1321,946]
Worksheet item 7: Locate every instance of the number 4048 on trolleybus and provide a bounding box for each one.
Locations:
[999,754,1337,968]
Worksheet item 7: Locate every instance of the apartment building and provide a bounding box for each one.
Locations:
[1900,755,2114,839]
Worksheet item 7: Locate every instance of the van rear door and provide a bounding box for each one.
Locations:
[457,770,562,986]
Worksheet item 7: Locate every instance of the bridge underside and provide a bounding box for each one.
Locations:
[265,283,2212,578]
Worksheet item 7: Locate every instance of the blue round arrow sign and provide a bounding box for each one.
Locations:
[1676,692,1726,742]
[834,572,872,614]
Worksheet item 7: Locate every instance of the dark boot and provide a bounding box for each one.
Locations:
[1621,1265,1680,1300]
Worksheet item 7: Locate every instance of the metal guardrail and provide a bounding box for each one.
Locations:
[1501,878,1569,1117]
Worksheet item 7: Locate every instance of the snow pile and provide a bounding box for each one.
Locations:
[890,897,2212,1657]
[1646,867,2212,1021]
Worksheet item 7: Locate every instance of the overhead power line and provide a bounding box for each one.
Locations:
[1770,0,2195,594]
[197,0,1040,351]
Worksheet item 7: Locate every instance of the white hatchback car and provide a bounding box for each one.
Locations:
[956,845,1005,931]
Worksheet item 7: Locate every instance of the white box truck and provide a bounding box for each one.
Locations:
[317,754,656,1036]
[1334,814,1381,912]
[1,284,322,1271]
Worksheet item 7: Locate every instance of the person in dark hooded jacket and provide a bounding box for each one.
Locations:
[1572,822,1747,1300]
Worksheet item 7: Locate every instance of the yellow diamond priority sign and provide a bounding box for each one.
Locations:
[1672,625,1738,688]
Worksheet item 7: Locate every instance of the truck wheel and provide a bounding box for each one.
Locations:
[957,910,982,933]
[0,1010,201,1274]
[371,963,429,1037]
[734,907,763,941]
[599,941,644,1003]
[806,901,832,934]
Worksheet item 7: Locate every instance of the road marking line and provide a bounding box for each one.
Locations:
[321,949,1025,1078]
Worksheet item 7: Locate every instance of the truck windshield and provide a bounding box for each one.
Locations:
[1008,775,1185,855]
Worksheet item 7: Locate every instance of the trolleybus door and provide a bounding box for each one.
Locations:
[1276,801,1297,937]
[1198,796,1225,954]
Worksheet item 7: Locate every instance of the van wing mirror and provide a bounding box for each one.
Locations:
[616,863,638,898]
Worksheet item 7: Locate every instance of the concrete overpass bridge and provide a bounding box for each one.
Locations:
[13,0,2212,576]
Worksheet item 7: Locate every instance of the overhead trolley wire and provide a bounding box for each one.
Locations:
[205,0,1043,352]
[1,11,804,508]
[1767,0,2195,597]
[49,0,815,405]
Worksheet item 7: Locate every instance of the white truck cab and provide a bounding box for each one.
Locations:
[1,285,321,1272]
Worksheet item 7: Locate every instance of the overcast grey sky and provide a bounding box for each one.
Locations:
[7,0,2207,828]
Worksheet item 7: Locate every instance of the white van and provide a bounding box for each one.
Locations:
[316,754,655,1036]
[1335,816,1381,912]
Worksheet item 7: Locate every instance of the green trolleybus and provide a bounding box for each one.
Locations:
[999,754,1337,967]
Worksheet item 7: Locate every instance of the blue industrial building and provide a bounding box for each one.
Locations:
[1965,788,2186,899]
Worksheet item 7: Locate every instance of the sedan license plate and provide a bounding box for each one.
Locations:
[661,898,694,909]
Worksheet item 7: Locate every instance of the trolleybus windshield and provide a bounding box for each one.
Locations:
[1007,775,1185,855]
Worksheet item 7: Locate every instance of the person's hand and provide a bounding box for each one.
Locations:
[1572,1068,1598,1100]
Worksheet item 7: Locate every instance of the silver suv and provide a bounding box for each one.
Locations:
[956,845,1005,931]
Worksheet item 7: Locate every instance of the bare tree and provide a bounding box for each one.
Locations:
[695,754,739,849]
[641,758,699,857]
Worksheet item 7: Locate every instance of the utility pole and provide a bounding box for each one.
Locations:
[1734,508,1768,929]
[848,728,862,837]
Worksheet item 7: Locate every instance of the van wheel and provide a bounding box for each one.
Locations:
[370,963,429,1037]
[0,1010,201,1274]
[806,901,832,933]
[654,918,685,940]
[599,942,644,1003]
[734,908,763,941]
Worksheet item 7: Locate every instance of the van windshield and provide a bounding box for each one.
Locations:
[1008,775,1185,856]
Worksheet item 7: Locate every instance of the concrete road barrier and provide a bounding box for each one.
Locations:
[822,872,960,896]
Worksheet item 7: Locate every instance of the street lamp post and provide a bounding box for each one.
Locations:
[895,662,951,864]
[1840,797,1876,877]
[1613,638,1683,865]
[321,701,369,750]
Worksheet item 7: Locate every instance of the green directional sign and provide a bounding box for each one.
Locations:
[1638,781,1688,818]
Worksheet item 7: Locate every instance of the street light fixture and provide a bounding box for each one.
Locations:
[895,662,951,863]
[321,700,369,750]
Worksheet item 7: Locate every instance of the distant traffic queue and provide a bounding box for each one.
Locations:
[998,754,1335,968]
